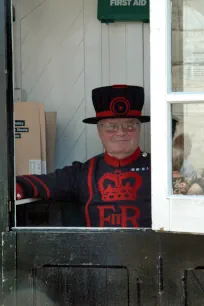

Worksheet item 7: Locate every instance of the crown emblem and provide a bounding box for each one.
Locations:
[98,170,142,202]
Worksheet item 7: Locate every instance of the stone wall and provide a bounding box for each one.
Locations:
[172,0,204,92]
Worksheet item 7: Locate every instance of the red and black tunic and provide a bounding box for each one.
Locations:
[16,147,151,228]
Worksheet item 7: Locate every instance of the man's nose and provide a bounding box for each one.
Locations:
[115,125,126,135]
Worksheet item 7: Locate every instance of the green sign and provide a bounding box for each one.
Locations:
[97,0,149,24]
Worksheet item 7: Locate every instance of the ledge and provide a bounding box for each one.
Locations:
[16,198,41,205]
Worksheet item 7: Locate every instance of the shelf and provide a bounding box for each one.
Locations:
[16,198,41,205]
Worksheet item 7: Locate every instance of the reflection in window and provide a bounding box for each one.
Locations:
[172,103,204,195]
[172,0,204,92]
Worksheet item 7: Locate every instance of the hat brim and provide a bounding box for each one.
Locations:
[83,115,150,124]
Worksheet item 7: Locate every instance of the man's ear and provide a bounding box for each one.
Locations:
[97,125,104,144]
[97,124,101,136]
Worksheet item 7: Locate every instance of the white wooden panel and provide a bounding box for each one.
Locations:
[56,101,86,168]
[126,23,143,86]
[43,36,84,111]
[54,38,85,167]
[143,23,151,153]
[109,23,126,84]
[170,199,204,234]
[101,24,110,86]
[52,41,84,166]
[84,0,103,159]
[64,129,86,165]
[21,0,83,100]
[21,0,56,74]
[20,0,44,20]
[56,72,85,142]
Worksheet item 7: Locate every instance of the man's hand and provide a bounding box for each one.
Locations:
[16,183,24,200]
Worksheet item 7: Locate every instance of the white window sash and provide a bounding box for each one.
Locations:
[150,0,172,231]
[166,93,204,103]
[150,0,204,234]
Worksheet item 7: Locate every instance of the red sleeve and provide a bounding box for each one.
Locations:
[16,162,83,201]
[16,182,24,200]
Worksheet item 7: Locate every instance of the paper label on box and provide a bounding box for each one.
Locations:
[15,133,21,139]
[15,127,29,132]
[15,120,25,126]
[41,161,47,174]
[29,160,42,175]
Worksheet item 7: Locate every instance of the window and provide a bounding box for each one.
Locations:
[151,0,204,233]
[172,0,204,92]
[172,103,204,196]
[13,1,151,229]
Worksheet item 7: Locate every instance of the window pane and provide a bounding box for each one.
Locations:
[172,0,204,92]
[172,103,204,195]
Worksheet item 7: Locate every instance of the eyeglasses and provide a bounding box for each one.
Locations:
[99,121,140,132]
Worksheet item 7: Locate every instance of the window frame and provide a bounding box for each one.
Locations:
[150,0,204,234]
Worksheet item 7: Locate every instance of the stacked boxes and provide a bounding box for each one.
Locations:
[14,102,57,175]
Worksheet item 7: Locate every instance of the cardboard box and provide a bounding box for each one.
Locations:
[40,104,47,174]
[14,102,47,176]
[45,112,57,173]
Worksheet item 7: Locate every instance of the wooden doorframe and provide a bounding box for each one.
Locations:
[0,0,15,233]
[0,0,16,302]
[0,0,11,234]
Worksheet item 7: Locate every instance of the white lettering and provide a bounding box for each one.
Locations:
[110,0,132,6]
[133,0,147,6]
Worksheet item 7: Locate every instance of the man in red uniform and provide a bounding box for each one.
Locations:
[16,85,151,228]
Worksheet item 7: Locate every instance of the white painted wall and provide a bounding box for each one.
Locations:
[12,0,150,169]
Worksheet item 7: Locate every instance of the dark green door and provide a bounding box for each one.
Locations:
[2,230,204,306]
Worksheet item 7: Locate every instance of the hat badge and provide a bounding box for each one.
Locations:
[110,97,130,116]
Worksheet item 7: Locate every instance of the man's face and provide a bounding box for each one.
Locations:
[97,118,141,159]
